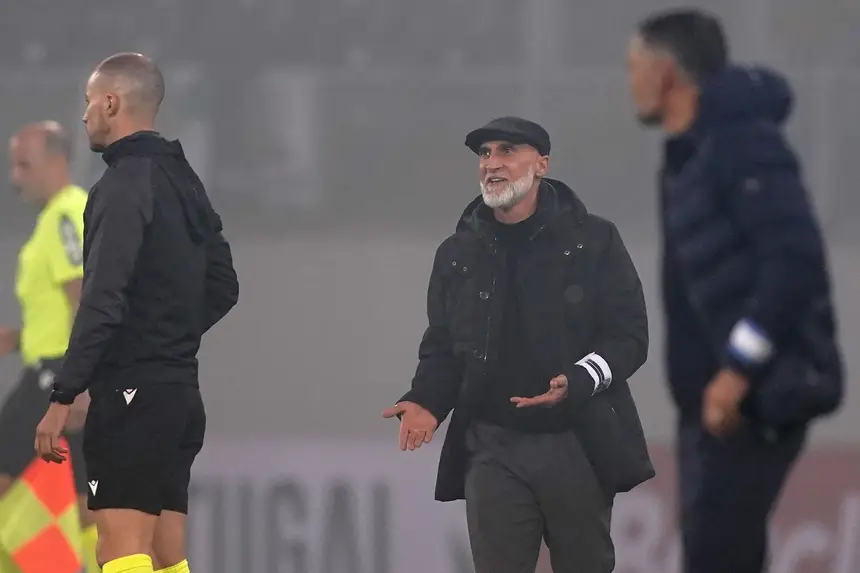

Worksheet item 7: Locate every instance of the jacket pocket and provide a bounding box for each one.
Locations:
[444,255,484,346]
[572,385,655,496]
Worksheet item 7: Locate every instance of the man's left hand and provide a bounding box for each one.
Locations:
[703,369,750,437]
[511,375,569,408]
[35,403,71,463]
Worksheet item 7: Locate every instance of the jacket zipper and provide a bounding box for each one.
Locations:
[482,274,496,363]
[529,223,548,242]
[479,222,545,363]
[478,233,499,364]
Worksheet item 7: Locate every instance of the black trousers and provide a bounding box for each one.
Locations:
[464,422,614,573]
[678,420,805,573]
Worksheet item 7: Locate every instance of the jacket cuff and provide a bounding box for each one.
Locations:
[723,318,775,380]
[49,388,77,405]
[564,364,602,407]
[397,389,447,424]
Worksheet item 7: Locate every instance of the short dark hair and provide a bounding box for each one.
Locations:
[95,52,165,112]
[637,9,728,84]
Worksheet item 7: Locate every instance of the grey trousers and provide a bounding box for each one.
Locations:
[464,422,614,573]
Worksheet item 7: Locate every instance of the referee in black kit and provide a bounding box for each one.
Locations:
[35,53,239,573]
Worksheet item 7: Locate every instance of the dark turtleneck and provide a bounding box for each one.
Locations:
[472,212,571,433]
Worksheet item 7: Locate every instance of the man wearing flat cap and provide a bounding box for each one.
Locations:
[383,116,655,572]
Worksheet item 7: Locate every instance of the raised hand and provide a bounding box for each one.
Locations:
[510,375,569,408]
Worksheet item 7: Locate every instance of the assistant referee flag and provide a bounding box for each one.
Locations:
[0,437,83,573]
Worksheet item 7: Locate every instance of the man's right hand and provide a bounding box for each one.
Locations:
[0,328,18,357]
[382,401,439,452]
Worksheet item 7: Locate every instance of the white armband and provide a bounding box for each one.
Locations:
[728,319,774,365]
[576,352,613,394]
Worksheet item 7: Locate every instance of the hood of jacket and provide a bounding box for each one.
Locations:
[693,65,794,135]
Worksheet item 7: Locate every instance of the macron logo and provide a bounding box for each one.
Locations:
[88,480,98,496]
[123,389,137,405]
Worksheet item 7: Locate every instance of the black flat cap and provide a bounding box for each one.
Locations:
[465,116,551,156]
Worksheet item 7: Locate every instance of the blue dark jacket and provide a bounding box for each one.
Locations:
[660,65,841,420]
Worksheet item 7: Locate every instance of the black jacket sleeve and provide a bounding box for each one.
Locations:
[202,211,239,333]
[51,164,153,403]
[718,126,828,377]
[565,222,649,402]
[398,244,464,424]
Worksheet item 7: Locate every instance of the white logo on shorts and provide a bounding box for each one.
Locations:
[123,388,137,405]
[88,480,98,496]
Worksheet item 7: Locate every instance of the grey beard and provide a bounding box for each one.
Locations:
[481,170,535,209]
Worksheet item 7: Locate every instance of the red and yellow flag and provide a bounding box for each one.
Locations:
[0,438,83,573]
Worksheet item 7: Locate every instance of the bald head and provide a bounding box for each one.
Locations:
[15,121,73,161]
[83,53,165,151]
[92,52,165,116]
[9,121,72,203]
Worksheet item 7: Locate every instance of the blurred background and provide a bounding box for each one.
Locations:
[0,0,858,571]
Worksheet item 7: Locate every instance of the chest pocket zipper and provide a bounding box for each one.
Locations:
[561,243,590,315]
[480,275,496,362]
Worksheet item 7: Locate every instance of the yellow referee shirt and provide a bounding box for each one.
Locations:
[15,185,88,366]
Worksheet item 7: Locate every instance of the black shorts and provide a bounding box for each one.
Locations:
[0,358,88,494]
[83,383,205,516]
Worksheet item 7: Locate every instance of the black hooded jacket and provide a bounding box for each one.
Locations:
[400,178,654,501]
[51,132,239,402]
